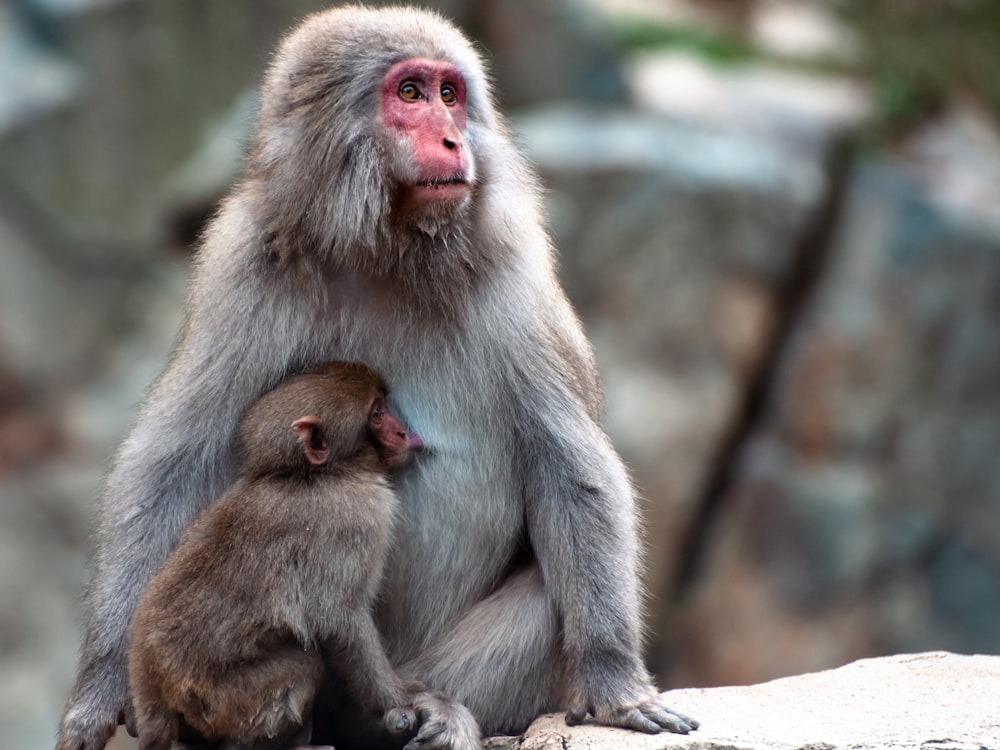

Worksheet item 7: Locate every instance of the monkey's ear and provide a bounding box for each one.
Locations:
[291,416,330,465]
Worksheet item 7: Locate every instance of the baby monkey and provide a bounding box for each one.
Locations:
[128,362,476,750]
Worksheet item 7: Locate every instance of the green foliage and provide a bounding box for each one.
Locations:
[838,0,1000,143]
[613,18,755,66]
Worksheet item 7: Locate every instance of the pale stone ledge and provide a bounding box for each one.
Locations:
[487,652,1000,750]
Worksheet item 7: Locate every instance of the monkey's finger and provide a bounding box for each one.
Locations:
[564,705,589,726]
[404,692,479,750]
[402,719,451,750]
[385,706,417,735]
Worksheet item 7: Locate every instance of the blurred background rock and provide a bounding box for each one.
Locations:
[1,0,998,747]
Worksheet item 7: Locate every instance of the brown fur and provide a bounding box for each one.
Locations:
[127,362,475,750]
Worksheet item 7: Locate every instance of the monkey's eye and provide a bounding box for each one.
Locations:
[370,404,384,424]
[399,82,423,101]
[440,84,457,105]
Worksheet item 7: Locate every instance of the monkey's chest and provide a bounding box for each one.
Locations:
[381,414,525,650]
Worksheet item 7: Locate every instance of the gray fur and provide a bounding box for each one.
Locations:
[56,7,696,750]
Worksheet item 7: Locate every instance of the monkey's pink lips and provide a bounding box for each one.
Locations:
[413,176,471,201]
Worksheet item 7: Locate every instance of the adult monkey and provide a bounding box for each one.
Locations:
[57,6,698,750]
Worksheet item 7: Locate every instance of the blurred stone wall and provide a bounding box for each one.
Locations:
[1,1,998,748]
[670,155,1000,687]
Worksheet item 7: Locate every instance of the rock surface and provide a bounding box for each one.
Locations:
[493,652,1000,750]
[100,652,1000,750]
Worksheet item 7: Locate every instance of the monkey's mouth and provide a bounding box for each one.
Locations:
[415,176,470,190]
[411,176,472,207]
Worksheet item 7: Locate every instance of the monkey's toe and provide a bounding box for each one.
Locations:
[645,699,700,733]
[587,699,699,735]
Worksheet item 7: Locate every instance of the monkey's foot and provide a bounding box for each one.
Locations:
[403,691,481,750]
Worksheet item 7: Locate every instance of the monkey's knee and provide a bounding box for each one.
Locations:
[402,565,561,735]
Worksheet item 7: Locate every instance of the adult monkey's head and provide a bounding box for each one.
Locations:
[248,5,507,288]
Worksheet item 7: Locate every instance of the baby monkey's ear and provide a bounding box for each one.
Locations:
[292,416,329,465]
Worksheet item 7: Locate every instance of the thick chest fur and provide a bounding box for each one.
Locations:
[306,271,528,652]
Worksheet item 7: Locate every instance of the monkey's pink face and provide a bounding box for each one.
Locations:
[369,392,420,469]
[380,58,474,208]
